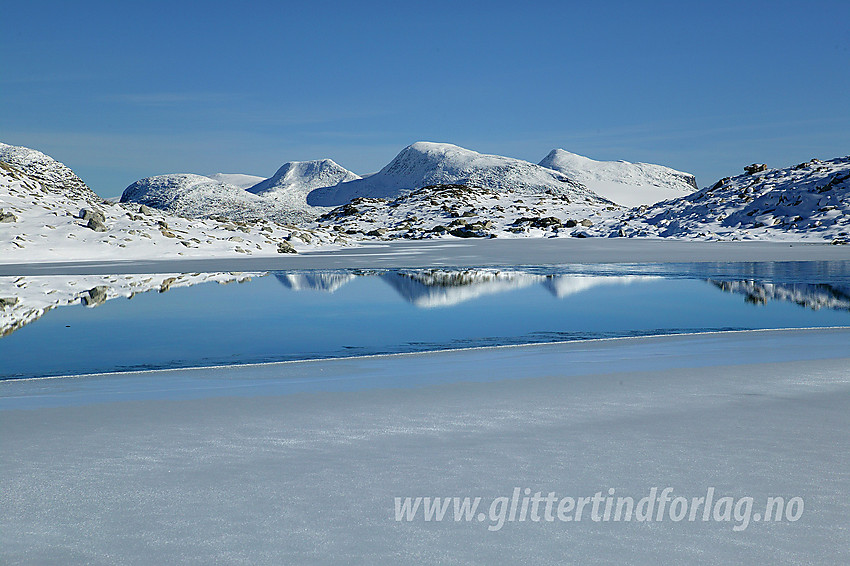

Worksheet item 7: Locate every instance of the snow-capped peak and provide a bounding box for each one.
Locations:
[247,159,359,213]
[539,149,697,207]
[306,142,609,207]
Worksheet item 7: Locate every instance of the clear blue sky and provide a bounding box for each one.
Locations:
[2,0,848,197]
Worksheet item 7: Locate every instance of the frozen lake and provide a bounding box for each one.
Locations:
[2,260,850,564]
[2,262,850,379]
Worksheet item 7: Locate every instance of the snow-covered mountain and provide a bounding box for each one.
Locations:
[602,157,850,242]
[2,142,339,263]
[307,142,609,207]
[538,149,697,207]
[0,142,101,204]
[206,173,265,190]
[248,159,360,214]
[121,173,303,223]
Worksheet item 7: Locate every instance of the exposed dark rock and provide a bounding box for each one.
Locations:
[0,210,17,223]
[83,286,109,306]
[160,277,178,293]
[277,241,297,253]
[79,208,105,223]
[0,297,19,309]
[86,217,108,232]
[744,164,767,174]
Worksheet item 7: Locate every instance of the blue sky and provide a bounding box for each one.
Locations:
[2,0,848,197]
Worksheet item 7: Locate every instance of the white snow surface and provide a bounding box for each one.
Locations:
[596,156,850,241]
[247,159,360,215]
[1,148,343,264]
[3,328,849,564]
[313,184,621,240]
[314,155,850,243]
[306,142,609,207]
[0,142,99,203]
[539,149,698,207]
[206,173,265,190]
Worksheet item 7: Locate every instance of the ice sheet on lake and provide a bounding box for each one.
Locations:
[2,328,849,564]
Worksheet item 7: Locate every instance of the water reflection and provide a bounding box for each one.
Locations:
[3,265,850,339]
[0,272,261,338]
[711,280,850,310]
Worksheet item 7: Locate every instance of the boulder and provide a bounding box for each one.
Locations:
[0,210,17,223]
[79,208,105,223]
[83,286,109,306]
[86,217,108,232]
[277,241,297,254]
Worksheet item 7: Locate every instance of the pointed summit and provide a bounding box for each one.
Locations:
[247,159,359,212]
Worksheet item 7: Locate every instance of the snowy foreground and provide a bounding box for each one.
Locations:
[2,328,849,564]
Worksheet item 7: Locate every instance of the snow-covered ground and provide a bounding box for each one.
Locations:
[4,141,850,266]
[0,149,344,264]
[2,328,848,564]
[538,149,698,207]
[310,156,850,243]
[600,157,850,242]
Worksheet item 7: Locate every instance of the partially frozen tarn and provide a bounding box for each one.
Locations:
[538,149,697,207]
